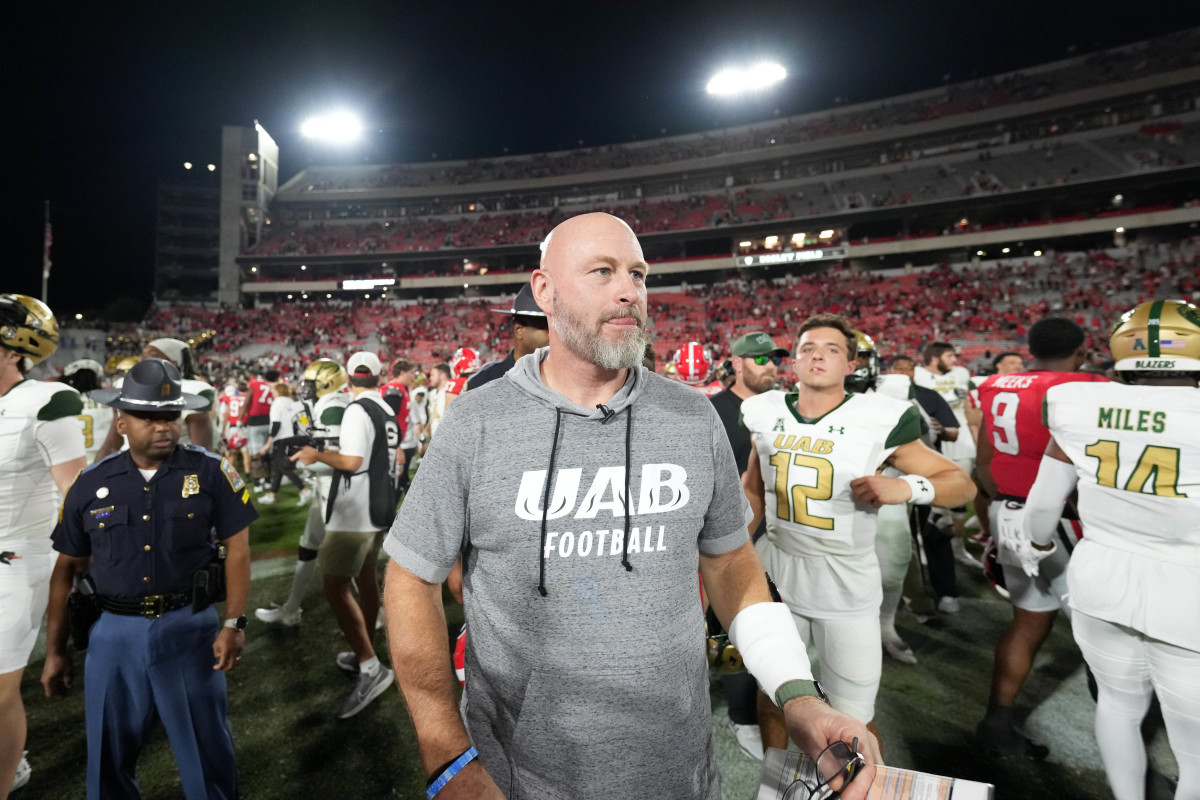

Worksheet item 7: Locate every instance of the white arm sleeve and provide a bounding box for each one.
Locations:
[727,602,814,703]
[1024,455,1079,546]
[36,416,87,466]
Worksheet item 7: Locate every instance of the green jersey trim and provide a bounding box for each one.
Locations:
[884,405,922,449]
[195,388,216,412]
[321,405,346,426]
[38,389,85,420]
[1148,299,1165,358]
[784,392,853,426]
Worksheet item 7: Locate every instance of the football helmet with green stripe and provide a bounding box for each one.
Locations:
[0,293,59,365]
[1110,299,1200,375]
[301,358,347,400]
[845,330,879,393]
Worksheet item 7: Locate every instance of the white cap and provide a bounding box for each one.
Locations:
[347,351,383,377]
[147,338,188,365]
[64,359,104,376]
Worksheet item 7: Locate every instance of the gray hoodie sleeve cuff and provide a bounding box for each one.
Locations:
[698,526,751,556]
[383,533,454,584]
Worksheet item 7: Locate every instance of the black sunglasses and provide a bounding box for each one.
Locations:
[781,738,866,800]
[750,355,783,367]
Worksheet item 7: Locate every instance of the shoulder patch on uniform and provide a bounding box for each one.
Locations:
[218,457,246,492]
[38,388,85,421]
[885,405,922,449]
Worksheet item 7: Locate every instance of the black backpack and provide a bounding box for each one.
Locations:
[325,397,401,529]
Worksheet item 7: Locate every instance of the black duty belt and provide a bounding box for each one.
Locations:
[98,592,192,618]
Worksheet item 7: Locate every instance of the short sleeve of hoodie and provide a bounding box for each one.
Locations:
[383,400,473,583]
[698,404,752,556]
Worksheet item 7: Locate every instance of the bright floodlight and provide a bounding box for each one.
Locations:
[301,111,364,143]
[707,62,787,96]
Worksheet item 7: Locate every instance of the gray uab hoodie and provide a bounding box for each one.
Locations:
[384,348,750,800]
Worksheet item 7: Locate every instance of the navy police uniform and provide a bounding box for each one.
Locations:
[53,440,257,799]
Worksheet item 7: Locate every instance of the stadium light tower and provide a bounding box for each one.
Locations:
[706,62,787,96]
[300,111,365,144]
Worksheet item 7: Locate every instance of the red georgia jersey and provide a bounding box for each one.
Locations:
[245,379,275,419]
[220,394,246,422]
[446,376,469,395]
[978,370,1107,497]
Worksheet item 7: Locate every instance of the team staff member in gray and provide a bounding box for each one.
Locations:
[41,359,255,800]
[383,213,881,800]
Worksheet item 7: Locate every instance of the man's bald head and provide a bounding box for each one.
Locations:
[539,212,643,273]
[533,212,649,371]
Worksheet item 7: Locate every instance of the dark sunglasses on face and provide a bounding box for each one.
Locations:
[751,355,783,367]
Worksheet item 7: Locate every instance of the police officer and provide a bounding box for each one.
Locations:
[40,359,256,800]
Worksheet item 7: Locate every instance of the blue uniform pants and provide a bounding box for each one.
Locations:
[85,605,237,800]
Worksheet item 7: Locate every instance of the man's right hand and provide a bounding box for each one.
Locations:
[783,696,882,800]
[41,651,74,698]
[433,761,505,800]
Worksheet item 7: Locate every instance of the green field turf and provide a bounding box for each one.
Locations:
[17,493,1180,799]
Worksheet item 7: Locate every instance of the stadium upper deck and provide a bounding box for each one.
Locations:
[235,29,1200,302]
[274,28,1200,199]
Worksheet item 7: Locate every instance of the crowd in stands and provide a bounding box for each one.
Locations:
[84,238,1199,386]
[251,191,794,257]
[252,118,1200,260]
[289,28,1200,193]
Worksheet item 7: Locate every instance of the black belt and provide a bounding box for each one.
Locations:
[98,592,192,618]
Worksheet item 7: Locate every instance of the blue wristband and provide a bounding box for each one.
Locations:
[425,746,478,799]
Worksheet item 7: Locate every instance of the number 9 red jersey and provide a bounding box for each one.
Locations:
[978,370,1107,498]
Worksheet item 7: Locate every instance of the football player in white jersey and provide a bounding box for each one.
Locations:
[0,294,88,796]
[59,359,111,464]
[846,332,921,666]
[914,341,981,591]
[743,313,975,749]
[256,359,351,626]
[1022,300,1200,800]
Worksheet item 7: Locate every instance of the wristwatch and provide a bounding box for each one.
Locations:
[223,615,248,631]
[775,679,828,708]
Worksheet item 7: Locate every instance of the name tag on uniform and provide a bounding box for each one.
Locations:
[182,474,200,498]
[90,506,115,519]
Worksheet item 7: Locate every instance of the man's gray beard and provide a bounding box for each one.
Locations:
[551,294,647,370]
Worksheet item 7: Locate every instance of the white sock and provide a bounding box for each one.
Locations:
[880,586,904,643]
[359,656,381,676]
[284,560,318,612]
[1094,689,1148,800]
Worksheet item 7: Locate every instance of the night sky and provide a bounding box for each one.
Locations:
[8,1,1200,315]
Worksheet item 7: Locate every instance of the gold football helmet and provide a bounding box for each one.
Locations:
[846,329,879,393]
[302,358,348,399]
[1110,300,1200,375]
[113,356,141,376]
[0,294,59,365]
